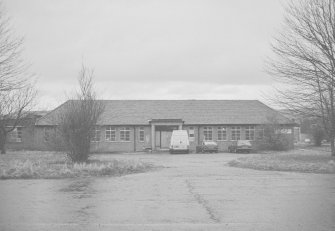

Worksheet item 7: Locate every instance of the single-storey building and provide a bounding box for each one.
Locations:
[31,100,295,153]
[5,111,48,151]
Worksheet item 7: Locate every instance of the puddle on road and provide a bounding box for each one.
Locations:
[59,178,98,222]
[60,178,100,200]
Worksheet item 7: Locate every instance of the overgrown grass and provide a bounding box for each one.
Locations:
[228,147,335,174]
[0,151,155,179]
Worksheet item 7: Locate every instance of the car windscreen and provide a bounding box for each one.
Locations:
[204,141,217,145]
[237,140,251,146]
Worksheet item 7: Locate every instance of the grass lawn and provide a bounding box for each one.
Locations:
[228,146,335,174]
[0,151,155,179]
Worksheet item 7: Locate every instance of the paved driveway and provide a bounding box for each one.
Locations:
[0,153,334,231]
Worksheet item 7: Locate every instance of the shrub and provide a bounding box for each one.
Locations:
[257,116,292,151]
[56,65,104,163]
[311,124,325,147]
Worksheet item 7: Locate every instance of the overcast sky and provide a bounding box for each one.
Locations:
[3,0,285,110]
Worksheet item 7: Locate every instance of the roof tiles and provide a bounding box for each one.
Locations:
[36,100,294,126]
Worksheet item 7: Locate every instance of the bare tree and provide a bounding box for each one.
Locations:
[57,65,104,163]
[0,87,35,154]
[311,122,325,146]
[266,0,335,156]
[0,2,31,91]
[0,2,35,154]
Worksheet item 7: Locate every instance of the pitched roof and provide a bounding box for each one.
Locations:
[3,111,50,127]
[35,100,294,126]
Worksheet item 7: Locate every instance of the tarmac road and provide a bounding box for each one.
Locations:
[0,153,334,231]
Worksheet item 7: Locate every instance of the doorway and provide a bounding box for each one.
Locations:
[155,125,178,149]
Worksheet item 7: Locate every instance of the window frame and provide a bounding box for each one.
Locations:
[139,127,144,142]
[257,128,264,140]
[188,127,195,138]
[231,126,241,141]
[44,127,50,142]
[245,126,255,141]
[203,126,213,141]
[8,127,23,143]
[16,127,22,142]
[120,127,131,142]
[91,127,101,142]
[105,126,116,142]
[217,126,227,141]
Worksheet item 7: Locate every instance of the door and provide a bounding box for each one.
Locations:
[161,131,172,148]
[155,131,160,148]
[155,131,172,149]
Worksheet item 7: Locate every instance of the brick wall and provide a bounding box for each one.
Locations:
[90,126,152,153]
[6,118,38,151]
[27,124,295,153]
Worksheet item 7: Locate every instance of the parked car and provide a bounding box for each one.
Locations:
[197,141,219,153]
[228,140,252,153]
[169,130,190,154]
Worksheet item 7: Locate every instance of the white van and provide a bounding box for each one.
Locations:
[169,130,190,154]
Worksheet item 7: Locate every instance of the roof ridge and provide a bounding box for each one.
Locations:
[256,100,294,123]
[35,100,70,125]
[94,99,260,101]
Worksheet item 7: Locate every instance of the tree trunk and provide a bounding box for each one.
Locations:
[0,136,6,154]
[0,129,6,154]
[0,146,5,154]
[331,138,335,157]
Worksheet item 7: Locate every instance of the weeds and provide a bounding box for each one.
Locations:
[0,151,154,179]
[228,149,335,174]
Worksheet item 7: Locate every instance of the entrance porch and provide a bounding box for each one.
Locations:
[150,119,184,151]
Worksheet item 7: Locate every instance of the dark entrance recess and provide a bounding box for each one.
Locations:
[155,125,178,149]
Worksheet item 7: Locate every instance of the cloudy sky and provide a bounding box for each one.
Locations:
[3,0,285,110]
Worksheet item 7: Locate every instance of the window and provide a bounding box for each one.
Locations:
[245,126,255,140]
[91,127,101,142]
[44,127,56,142]
[44,127,50,142]
[189,127,195,141]
[9,127,22,142]
[275,128,292,134]
[105,126,116,142]
[217,127,227,141]
[188,127,195,138]
[256,128,264,140]
[231,126,241,141]
[203,127,213,141]
[120,127,130,141]
[139,127,144,142]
